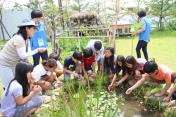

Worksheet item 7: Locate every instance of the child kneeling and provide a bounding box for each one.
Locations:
[82,48,96,79]
[32,59,62,90]
[64,51,83,80]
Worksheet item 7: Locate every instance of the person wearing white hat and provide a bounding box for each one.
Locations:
[0,19,47,89]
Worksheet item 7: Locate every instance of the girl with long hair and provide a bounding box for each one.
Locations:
[0,62,42,117]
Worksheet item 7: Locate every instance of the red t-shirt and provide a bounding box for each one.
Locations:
[82,54,95,69]
[143,65,173,83]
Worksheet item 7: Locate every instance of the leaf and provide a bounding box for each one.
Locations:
[130,22,144,32]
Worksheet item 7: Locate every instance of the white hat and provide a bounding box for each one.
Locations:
[18,19,35,28]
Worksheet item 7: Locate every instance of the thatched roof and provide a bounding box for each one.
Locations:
[70,12,100,27]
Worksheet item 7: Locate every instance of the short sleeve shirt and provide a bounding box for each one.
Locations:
[64,57,76,70]
[32,64,51,80]
[82,54,95,69]
[143,65,173,83]
[139,16,151,42]
[86,39,104,61]
[0,80,23,117]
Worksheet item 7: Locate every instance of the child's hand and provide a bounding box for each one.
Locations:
[108,85,113,91]
[154,93,163,97]
[78,75,84,80]
[166,100,176,107]
[163,96,171,102]
[72,72,79,77]
[91,72,96,77]
[115,82,120,87]
[32,85,42,93]
[126,88,133,95]
[131,31,137,37]
[56,80,63,86]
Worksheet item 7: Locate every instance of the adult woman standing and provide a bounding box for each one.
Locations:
[0,19,46,89]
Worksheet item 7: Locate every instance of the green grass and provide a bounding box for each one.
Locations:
[0,31,176,116]
[0,40,6,45]
[115,30,176,70]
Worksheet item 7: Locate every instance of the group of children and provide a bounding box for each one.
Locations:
[1,39,176,116]
[62,40,176,108]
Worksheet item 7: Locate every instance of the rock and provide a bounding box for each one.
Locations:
[51,95,56,101]
[42,95,51,104]
[42,104,51,108]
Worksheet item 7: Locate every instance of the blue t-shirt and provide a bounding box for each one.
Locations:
[64,57,76,71]
[139,16,151,42]
[30,21,48,50]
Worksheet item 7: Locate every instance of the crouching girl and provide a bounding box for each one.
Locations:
[0,62,43,117]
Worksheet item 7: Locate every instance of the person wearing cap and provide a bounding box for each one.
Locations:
[30,9,48,67]
[0,19,47,89]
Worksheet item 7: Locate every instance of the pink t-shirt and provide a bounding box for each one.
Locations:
[143,65,173,83]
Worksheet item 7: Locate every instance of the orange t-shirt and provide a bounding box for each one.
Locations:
[143,65,173,83]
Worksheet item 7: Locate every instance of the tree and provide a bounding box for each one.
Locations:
[58,0,65,30]
[0,0,11,40]
[69,0,89,13]
[149,0,175,30]
[0,1,5,40]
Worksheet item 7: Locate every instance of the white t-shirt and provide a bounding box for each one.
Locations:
[136,58,147,71]
[86,39,104,61]
[57,61,63,69]
[0,80,23,117]
[136,58,147,65]
[32,64,51,81]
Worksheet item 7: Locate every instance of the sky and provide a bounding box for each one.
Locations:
[1,0,146,9]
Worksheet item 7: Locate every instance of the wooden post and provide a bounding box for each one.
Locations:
[114,0,120,53]
[77,31,81,51]
[51,31,55,53]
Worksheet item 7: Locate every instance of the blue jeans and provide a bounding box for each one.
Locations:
[33,51,48,67]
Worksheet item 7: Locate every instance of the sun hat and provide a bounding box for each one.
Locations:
[18,19,35,28]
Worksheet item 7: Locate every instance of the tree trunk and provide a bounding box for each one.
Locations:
[0,11,5,40]
[137,0,141,12]
[0,1,5,40]
[159,0,164,30]
[58,0,65,30]
[97,0,100,15]
[78,0,81,12]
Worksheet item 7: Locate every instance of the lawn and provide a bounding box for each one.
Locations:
[0,31,176,116]
[115,31,176,71]
[1,31,175,71]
